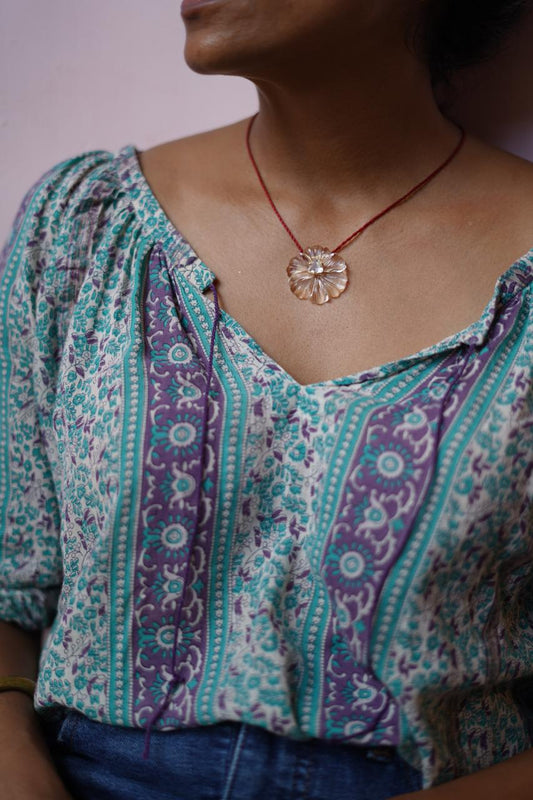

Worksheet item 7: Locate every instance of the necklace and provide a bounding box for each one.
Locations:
[245,113,466,305]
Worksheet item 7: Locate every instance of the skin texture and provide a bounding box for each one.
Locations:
[0,621,72,799]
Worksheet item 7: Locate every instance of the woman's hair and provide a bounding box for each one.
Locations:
[411,0,532,87]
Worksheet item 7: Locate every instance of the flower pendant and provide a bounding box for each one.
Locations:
[287,245,349,304]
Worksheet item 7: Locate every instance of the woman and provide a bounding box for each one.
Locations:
[1,1,533,797]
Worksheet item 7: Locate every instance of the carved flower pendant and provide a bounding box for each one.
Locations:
[287,245,349,304]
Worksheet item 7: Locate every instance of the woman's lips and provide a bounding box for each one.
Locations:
[180,0,225,17]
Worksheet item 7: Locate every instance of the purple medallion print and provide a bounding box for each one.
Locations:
[132,245,222,727]
[318,346,478,744]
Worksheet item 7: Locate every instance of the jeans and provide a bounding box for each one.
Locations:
[41,709,423,800]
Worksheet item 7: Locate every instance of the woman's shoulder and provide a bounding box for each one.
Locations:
[432,131,533,284]
[2,145,132,263]
[136,119,251,212]
[1,144,145,354]
[138,119,245,173]
[459,133,533,222]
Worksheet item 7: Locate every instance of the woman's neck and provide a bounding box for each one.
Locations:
[245,48,460,211]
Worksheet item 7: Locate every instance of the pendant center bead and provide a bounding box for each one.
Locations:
[308,260,324,275]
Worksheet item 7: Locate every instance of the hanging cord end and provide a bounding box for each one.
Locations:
[141,674,183,760]
[142,703,166,761]
[142,724,153,761]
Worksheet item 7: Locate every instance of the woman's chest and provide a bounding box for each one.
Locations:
[50,247,533,554]
[138,141,533,385]
[146,191,533,388]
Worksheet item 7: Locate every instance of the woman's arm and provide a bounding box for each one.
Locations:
[390,747,533,800]
[0,621,72,800]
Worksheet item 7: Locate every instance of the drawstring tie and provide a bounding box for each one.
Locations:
[142,277,221,759]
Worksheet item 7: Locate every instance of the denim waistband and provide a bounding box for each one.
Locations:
[41,709,423,800]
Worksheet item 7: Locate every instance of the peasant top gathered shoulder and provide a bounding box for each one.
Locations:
[1,144,533,789]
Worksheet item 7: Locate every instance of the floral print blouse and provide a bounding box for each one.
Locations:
[1,144,533,789]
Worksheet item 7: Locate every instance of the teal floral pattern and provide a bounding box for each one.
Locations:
[1,144,533,788]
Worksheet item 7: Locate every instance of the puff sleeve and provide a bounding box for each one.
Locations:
[0,150,113,629]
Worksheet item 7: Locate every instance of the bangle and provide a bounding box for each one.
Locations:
[0,676,36,698]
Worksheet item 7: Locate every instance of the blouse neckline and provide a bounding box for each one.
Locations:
[117,143,533,387]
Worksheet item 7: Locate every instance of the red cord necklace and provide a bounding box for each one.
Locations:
[245,113,466,305]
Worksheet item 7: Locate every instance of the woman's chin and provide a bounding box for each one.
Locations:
[183,42,238,76]
[182,32,258,77]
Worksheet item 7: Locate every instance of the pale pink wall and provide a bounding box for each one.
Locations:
[0,0,257,240]
[2,1,533,242]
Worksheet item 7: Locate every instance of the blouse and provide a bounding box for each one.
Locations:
[1,143,533,789]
